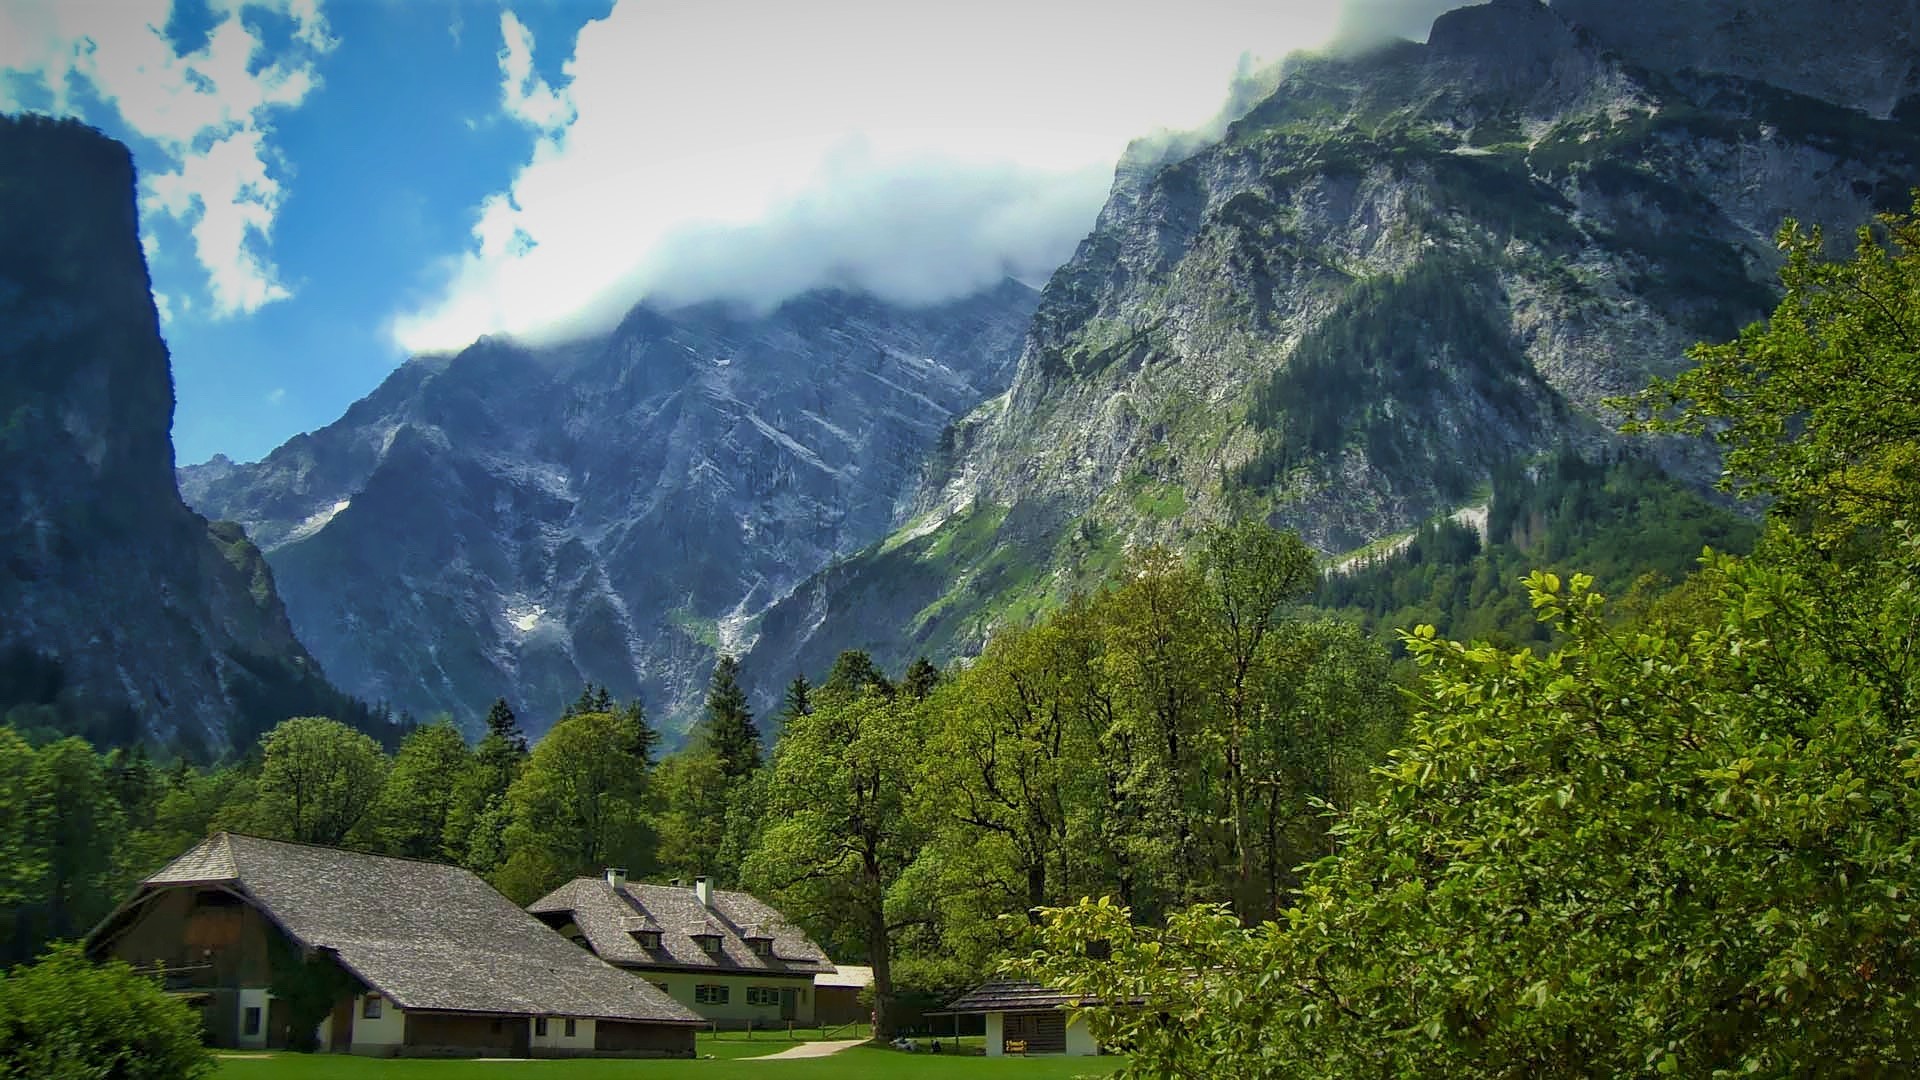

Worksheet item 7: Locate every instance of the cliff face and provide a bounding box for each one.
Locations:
[0,116,342,752]
[741,0,1918,706]
[180,283,1037,735]
[1551,0,1920,118]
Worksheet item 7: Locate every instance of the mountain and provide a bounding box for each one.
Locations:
[0,115,369,754]
[740,0,1918,705]
[179,283,1037,736]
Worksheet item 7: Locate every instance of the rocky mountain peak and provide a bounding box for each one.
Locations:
[183,278,1039,736]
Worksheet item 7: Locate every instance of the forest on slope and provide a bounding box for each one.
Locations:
[1020,204,1920,1075]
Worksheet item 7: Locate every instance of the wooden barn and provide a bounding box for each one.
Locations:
[86,833,704,1057]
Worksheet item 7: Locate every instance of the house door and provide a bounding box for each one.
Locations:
[327,999,354,1052]
[779,988,798,1022]
[266,999,291,1049]
[511,1018,531,1058]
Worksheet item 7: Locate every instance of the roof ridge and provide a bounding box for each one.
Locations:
[214,831,471,870]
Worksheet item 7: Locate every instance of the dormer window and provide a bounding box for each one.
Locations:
[619,914,661,951]
[746,936,774,958]
[693,933,723,957]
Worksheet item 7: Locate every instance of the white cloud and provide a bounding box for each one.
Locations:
[0,0,334,317]
[393,0,1357,352]
[266,386,287,405]
[497,11,572,132]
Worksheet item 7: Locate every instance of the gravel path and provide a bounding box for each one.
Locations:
[745,1038,870,1060]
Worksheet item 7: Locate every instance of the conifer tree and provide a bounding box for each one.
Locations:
[700,656,761,780]
[900,656,941,701]
[619,698,660,769]
[781,675,812,722]
[483,698,528,756]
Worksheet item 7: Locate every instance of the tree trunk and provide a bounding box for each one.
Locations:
[867,902,896,1038]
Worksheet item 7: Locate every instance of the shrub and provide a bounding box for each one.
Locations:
[0,943,213,1080]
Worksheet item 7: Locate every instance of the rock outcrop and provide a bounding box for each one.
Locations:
[0,116,354,752]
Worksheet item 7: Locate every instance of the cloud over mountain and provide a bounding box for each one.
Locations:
[391,0,1364,352]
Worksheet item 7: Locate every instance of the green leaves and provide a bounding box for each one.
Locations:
[253,717,387,846]
[1019,208,1920,1073]
[0,944,214,1079]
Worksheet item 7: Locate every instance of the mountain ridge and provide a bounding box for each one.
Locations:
[738,0,1916,710]
[180,280,1038,735]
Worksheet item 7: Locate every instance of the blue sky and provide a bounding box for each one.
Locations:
[1,0,1462,466]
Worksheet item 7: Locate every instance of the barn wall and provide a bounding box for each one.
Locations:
[402,1013,526,1057]
[594,1020,697,1057]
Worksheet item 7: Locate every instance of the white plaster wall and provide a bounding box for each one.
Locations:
[351,995,406,1052]
[531,1016,597,1051]
[986,1012,1004,1057]
[649,973,815,1025]
[1066,1012,1099,1057]
[236,988,270,1050]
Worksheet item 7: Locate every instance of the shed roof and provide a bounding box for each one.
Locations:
[943,980,1089,1013]
[814,964,874,990]
[100,833,702,1026]
[529,876,832,977]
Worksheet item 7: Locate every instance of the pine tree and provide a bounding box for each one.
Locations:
[619,698,660,769]
[781,675,812,722]
[700,656,761,780]
[900,656,941,701]
[483,698,528,756]
[564,684,615,719]
[823,650,893,701]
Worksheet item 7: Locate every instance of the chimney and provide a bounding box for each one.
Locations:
[694,875,712,909]
[606,867,627,890]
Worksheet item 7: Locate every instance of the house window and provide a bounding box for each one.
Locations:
[654,982,669,994]
[694,985,729,1005]
[746,987,780,1006]
[535,1017,549,1036]
[361,995,382,1019]
[747,937,773,958]
[694,934,722,956]
[564,1018,577,1037]
[634,930,662,949]
[242,1007,261,1036]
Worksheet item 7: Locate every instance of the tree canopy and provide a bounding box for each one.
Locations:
[1018,200,1920,1078]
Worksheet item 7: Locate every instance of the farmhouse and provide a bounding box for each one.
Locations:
[530,869,833,1027]
[943,980,1103,1057]
[85,833,704,1057]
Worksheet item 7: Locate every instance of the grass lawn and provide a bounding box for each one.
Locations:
[213,1045,1124,1079]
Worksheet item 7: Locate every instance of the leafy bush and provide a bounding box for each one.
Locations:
[0,943,213,1080]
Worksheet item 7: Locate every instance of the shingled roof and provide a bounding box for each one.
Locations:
[944,980,1090,1013]
[529,875,833,976]
[103,833,703,1026]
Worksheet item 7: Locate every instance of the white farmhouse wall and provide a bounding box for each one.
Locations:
[986,1012,1004,1057]
[646,972,816,1025]
[531,1015,596,1051]
[1066,1012,1099,1056]
[351,994,406,1053]
[236,988,271,1050]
